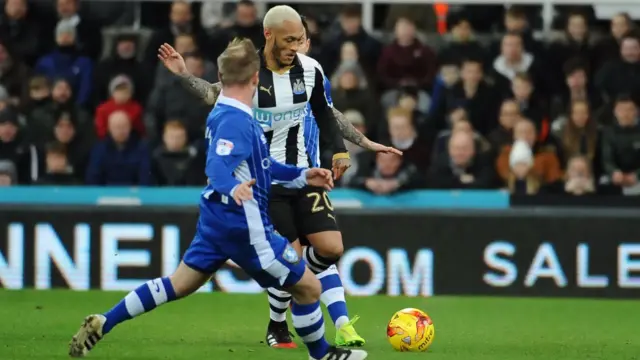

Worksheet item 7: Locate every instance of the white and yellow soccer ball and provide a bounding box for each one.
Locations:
[386,308,435,352]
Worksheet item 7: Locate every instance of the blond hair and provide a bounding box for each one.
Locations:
[263,5,301,29]
[217,38,260,86]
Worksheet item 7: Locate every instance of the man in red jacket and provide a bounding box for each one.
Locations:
[94,75,144,139]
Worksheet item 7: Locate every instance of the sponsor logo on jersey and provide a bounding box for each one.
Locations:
[282,245,300,264]
[215,139,234,156]
[292,79,306,95]
[254,107,306,127]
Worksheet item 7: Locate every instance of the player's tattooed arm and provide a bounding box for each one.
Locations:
[332,107,404,155]
[178,74,221,105]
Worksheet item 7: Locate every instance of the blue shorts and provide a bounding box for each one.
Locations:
[182,201,306,289]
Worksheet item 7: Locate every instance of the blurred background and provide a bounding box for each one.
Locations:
[0,0,639,299]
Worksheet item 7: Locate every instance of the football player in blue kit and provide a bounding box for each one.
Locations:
[68,38,368,360]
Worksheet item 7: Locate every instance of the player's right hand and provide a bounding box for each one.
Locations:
[232,179,256,205]
[158,43,188,75]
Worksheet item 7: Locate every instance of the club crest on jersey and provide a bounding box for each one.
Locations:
[215,139,234,156]
[282,245,299,264]
[292,79,305,95]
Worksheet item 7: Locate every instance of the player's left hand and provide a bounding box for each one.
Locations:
[332,156,351,180]
[306,168,334,190]
[367,141,403,156]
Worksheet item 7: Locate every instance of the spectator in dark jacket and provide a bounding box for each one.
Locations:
[146,52,215,142]
[377,17,437,91]
[151,120,204,186]
[348,152,423,194]
[385,107,431,171]
[0,107,42,184]
[0,41,30,107]
[86,110,151,185]
[35,21,92,107]
[490,32,546,97]
[324,5,381,78]
[488,99,521,151]
[595,31,640,104]
[492,7,545,60]
[210,0,264,59]
[593,12,634,71]
[601,95,640,195]
[428,130,494,189]
[0,0,41,66]
[550,58,602,120]
[35,142,77,185]
[93,34,150,106]
[51,109,91,181]
[438,15,486,66]
[53,0,103,60]
[510,73,547,127]
[330,60,378,137]
[95,75,144,139]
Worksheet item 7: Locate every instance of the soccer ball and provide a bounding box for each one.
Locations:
[386,308,435,352]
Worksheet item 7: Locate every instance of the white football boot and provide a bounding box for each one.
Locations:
[69,314,107,357]
[310,346,368,360]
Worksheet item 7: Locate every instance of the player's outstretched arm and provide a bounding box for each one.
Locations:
[158,43,222,105]
[332,107,403,156]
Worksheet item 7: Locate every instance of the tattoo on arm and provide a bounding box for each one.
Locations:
[179,73,221,105]
[332,107,366,147]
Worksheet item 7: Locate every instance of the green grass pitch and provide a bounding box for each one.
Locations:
[0,290,638,360]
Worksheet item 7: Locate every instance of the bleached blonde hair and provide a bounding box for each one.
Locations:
[263,5,301,29]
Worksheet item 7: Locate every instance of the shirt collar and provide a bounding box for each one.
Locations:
[217,94,253,117]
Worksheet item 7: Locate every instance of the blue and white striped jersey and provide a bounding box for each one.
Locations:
[303,75,333,168]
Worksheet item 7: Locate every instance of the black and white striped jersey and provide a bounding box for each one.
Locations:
[252,51,345,169]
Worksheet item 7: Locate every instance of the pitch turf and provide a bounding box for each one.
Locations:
[0,290,638,360]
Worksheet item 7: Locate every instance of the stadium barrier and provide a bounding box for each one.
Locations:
[1,205,638,298]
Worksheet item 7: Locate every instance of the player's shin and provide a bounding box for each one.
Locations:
[291,300,331,360]
[318,265,349,328]
[267,287,292,322]
[102,277,177,334]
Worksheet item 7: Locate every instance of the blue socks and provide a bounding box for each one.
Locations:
[103,277,176,334]
[291,301,330,359]
[318,265,349,329]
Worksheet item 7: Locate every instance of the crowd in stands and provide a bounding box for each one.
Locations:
[1,0,640,197]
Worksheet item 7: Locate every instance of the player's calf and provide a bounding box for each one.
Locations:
[303,231,343,274]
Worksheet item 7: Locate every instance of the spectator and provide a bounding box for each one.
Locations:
[0,0,41,66]
[347,152,422,194]
[0,85,7,111]
[51,110,90,180]
[563,155,596,196]
[200,0,266,32]
[330,59,377,136]
[595,31,640,104]
[555,100,599,166]
[95,75,144,139]
[377,17,437,91]
[428,130,494,189]
[340,110,373,186]
[601,95,640,195]
[147,52,215,143]
[550,58,601,120]
[511,72,546,126]
[144,1,207,67]
[35,21,92,107]
[26,78,91,145]
[593,12,634,70]
[86,110,151,185]
[430,57,499,134]
[507,139,541,195]
[497,6,545,59]
[211,0,264,58]
[428,56,459,121]
[548,11,593,94]
[488,99,521,150]
[490,32,545,96]
[496,118,563,185]
[325,5,381,77]
[397,87,428,128]
[438,15,486,65]
[301,15,326,68]
[0,107,42,184]
[0,41,30,107]
[385,107,431,171]
[0,159,17,186]
[432,116,491,160]
[151,120,204,186]
[54,0,102,60]
[35,142,77,185]
[93,34,149,106]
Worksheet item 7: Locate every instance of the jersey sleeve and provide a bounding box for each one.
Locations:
[323,76,333,107]
[269,157,307,188]
[205,116,252,197]
[308,63,347,154]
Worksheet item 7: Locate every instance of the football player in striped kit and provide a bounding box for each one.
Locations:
[158,5,401,350]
